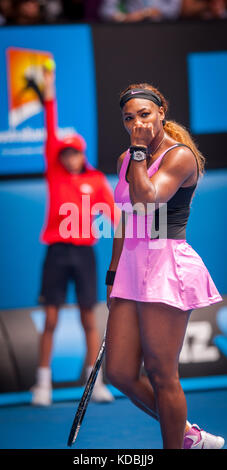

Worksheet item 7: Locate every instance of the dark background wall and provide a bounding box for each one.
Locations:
[92,20,227,173]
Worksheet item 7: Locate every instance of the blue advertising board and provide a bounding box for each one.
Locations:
[0,25,97,175]
[187,51,227,134]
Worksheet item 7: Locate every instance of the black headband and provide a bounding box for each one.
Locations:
[120,88,162,109]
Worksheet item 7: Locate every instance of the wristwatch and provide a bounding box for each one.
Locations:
[130,145,147,162]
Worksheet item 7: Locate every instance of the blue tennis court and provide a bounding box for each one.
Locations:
[0,388,226,449]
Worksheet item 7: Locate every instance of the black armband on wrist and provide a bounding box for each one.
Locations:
[105,270,116,286]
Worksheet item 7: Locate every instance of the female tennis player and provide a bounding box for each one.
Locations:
[105,83,224,449]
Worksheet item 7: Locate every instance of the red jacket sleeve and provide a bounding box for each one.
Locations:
[43,99,60,166]
[98,174,121,229]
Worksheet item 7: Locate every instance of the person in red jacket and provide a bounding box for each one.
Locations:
[32,66,119,405]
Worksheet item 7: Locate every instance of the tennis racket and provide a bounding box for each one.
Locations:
[67,334,106,447]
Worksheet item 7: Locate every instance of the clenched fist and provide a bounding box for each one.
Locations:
[131,123,155,147]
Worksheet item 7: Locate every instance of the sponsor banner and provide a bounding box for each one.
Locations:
[23,298,227,385]
[0,298,227,393]
[179,296,227,378]
[0,25,97,175]
[6,47,53,128]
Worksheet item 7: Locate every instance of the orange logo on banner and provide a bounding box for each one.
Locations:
[6,47,54,128]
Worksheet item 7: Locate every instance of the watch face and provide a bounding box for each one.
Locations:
[132,150,146,161]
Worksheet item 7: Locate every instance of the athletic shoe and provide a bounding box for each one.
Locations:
[31,385,52,406]
[91,384,115,403]
[183,423,225,449]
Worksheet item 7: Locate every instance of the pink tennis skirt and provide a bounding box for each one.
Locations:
[110,214,223,311]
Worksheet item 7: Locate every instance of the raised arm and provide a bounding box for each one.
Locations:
[42,68,59,162]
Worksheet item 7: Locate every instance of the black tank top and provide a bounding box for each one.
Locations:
[150,144,199,240]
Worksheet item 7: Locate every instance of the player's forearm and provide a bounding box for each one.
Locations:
[43,80,55,102]
[44,98,58,143]
[108,213,125,271]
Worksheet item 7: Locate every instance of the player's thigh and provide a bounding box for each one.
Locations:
[106,298,143,383]
[137,302,192,377]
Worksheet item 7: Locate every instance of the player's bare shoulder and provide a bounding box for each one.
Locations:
[117,151,127,177]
